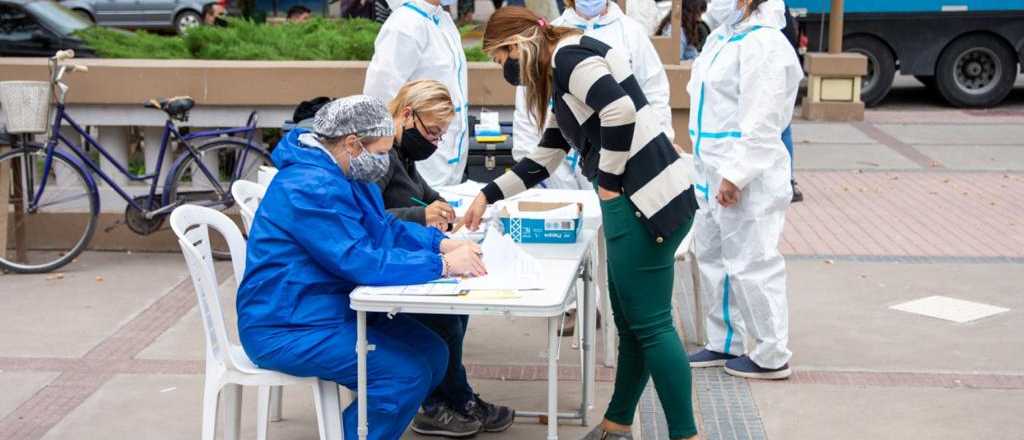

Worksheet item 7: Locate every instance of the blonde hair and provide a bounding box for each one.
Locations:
[387,80,456,123]
[483,7,582,129]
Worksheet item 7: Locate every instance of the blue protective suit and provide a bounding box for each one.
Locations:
[237,129,450,440]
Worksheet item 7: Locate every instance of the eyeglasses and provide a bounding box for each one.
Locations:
[413,111,445,144]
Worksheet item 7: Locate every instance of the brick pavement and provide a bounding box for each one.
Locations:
[782,171,1024,258]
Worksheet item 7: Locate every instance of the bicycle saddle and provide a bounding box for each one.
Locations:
[144,96,195,121]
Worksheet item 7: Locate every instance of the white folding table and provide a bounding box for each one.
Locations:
[350,190,602,440]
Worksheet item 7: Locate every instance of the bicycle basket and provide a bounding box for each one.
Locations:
[1,81,51,134]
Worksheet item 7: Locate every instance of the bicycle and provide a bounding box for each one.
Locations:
[0,50,272,273]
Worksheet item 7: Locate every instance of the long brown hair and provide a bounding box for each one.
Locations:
[681,0,707,50]
[483,7,581,129]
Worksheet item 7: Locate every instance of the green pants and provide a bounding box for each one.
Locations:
[600,195,697,439]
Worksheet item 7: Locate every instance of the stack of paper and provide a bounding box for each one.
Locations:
[458,227,545,291]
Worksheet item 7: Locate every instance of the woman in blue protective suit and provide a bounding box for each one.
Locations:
[237,95,486,440]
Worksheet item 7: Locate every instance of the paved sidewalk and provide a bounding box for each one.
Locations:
[2,88,1024,439]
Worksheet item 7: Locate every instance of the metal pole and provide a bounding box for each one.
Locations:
[10,153,27,263]
[828,0,845,53]
[582,257,596,425]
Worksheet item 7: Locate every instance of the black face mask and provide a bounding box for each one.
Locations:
[502,58,521,86]
[400,114,439,161]
[213,16,228,27]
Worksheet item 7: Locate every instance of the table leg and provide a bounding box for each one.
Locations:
[547,316,559,440]
[582,257,596,426]
[0,157,9,261]
[356,311,369,440]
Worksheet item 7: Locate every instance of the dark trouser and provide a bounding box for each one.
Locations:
[411,314,476,410]
[600,195,698,439]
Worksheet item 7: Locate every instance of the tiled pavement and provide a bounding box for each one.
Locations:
[2,98,1024,439]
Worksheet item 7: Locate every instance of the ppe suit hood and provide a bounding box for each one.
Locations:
[272,128,344,177]
[740,0,788,30]
[559,1,625,30]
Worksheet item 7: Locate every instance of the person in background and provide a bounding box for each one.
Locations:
[287,4,312,22]
[467,7,700,439]
[202,2,226,26]
[237,95,486,440]
[376,80,517,439]
[686,0,802,380]
[511,0,675,337]
[365,0,469,188]
[340,0,374,18]
[779,0,803,202]
[679,0,707,61]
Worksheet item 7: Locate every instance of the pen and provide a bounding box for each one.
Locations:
[410,197,429,207]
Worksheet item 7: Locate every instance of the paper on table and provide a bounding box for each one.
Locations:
[458,227,545,291]
[438,180,487,198]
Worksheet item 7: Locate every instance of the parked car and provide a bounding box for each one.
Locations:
[0,0,96,57]
[60,0,209,34]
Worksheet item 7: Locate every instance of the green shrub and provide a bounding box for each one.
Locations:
[77,18,485,62]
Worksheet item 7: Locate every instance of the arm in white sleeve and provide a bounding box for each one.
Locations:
[718,38,799,190]
[512,86,542,161]
[363,22,420,103]
[632,33,675,142]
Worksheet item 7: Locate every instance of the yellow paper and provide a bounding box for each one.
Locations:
[460,290,522,300]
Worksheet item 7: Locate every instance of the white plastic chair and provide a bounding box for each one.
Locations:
[170,204,347,440]
[230,179,284,422]
[231,180,267,235]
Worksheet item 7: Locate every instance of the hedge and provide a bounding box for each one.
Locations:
[76,18,490,62]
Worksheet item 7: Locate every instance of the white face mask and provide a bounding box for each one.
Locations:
[707,0,743,30]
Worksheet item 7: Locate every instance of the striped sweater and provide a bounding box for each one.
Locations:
[482,35,696,240]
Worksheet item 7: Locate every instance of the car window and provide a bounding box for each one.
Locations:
[0,4,42,42]
[25,1,92,35]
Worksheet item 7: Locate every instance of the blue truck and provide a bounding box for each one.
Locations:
[787,0,1024,107]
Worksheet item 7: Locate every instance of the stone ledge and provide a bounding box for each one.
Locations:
[804,52,868,76]
[0,58,695,109]
[802,100,866,122]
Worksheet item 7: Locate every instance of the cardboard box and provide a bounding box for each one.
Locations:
[498,201,582,244]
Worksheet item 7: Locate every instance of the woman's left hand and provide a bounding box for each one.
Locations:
[440,239,481,255]
[598,187,621,201]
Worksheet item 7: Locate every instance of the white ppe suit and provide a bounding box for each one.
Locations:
[364,0,469,187]
[687,0,803,369]
[512,2,673,190]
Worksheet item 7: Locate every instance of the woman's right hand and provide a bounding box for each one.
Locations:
[425,200,456,229]
[462,193,488,231]
[445,245,487,277]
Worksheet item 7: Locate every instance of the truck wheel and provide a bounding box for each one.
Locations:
[845,36,896,107]
[935,34,1017,108]
[915,75,938,91]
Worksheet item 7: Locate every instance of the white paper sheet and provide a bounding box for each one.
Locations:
[457,227,545,291]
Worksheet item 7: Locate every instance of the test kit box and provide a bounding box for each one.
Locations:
[498,201,582,244]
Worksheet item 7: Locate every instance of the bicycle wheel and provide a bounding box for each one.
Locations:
[0,145,98,274]
[165,138,271,258]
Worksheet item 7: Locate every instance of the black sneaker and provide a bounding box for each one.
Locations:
[411,404,482,438]
[464,394,515,433]
[724,355,792,380]
[791,180,804,203]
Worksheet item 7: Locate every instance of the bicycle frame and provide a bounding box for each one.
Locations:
[29,103,259,215]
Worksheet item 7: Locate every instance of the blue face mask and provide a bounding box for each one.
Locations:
[575,0,606,19]
[439,0,454,6]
